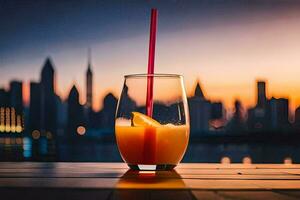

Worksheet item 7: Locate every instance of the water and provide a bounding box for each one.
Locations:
[184,143,300,163]
[0,136,299,163]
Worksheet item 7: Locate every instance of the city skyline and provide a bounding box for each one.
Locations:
[0,55,298,121]
[0,54,296,162]
[2,1,300,112]
[0,55,298,119]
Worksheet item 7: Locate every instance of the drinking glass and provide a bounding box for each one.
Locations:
[115,74,190,170]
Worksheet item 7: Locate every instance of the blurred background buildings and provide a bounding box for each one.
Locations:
[1,0,300,163]
[0,56,299,163]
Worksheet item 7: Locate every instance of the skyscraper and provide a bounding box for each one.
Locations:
[257,81,267,108]
[41,58,55,93]
[247,80,272,131]
[99,93,118,129]
[40,58,57,135]
[294,106,300,130]
[28,82,41,132]
[0,88,9,107]
[188,81,211,134]
[67,85,85,137]
[270,97,289,129]
[86,49,93,110]
[226,100,247,133]
[9,80,23,115]
[0,88,9,133]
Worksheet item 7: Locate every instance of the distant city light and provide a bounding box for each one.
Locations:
[4,138,10,145]
[0,107,24,133]
[0,125,4,132]
[10,108,15,132]
[221,156,231,164]
[15,125,22,133]
[16,137,22,145]
[5,125,11,132]
[16,115,22,133]
[23,137,32,158]
[0,108,5,132]
[284,157,293,165]
[0,107,4,132]
[243,157,252,165]
[32,130,41,140]
[77,126,86,135]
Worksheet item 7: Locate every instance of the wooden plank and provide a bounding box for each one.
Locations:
[109,190,150,200]
[0,162,128,169]
[1,172,300,181]
[2,178,300,189]
[2,162,300,170]
[255,180,300,189]
[1,188,299,200]
[1,166,297,176]
[276,191,300,199]
[0,188,112,200]
[0,178,118,188]
[110,190,195,200]
[192,191,222,200]
[175,168,290,175]
[150,190,195,200]
[178,163,300,169]
[180,174,300,180]
[217,191,298,200]
[1,163,300,190]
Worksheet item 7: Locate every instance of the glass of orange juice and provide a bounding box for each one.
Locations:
[115,74,190,170]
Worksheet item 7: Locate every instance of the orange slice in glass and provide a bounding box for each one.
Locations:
[131,112,161,127]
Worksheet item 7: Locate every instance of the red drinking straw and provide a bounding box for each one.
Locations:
[143,8,157,164]
[146,8,157,117]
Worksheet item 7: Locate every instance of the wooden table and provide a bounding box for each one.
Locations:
[1,163,300,199]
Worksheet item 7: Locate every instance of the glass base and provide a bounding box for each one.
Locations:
[128,164,176,171]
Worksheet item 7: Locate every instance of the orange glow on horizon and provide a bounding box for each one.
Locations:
[19,74,300,117]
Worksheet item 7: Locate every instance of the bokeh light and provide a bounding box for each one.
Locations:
[32,130,41,140]
[221,156,231,164]
[77,126,86,135]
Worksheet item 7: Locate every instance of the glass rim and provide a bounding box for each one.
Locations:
[124,73,183,78]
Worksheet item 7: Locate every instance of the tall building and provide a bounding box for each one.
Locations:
[67,85,85,137]
[28,82,41,132]
[0,89,10,133]
[9,80,23,115]
[270,97,289,129]
[56,96,67,130]
[40,58,57,135]
[226,100,247,133]
[86,49,93,110]
[99,93,118,129]
[41,58,55,93]
[294,106,300,130]
[0,88,9,107]
[257,81,267,108]
[247,80,270,131]
[188,81,211,134]
[295,107,300,122]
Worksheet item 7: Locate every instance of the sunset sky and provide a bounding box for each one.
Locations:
[1,0,300,113]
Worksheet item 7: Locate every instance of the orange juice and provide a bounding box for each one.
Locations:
[115,112,189,165]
